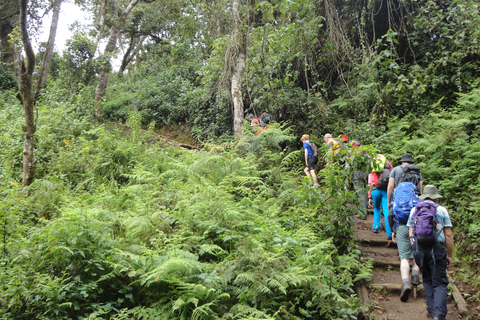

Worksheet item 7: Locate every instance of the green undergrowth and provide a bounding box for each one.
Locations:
[0,92,371,319]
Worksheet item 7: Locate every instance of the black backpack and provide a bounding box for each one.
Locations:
[398,164,422,187]
[376,160,392,191]
[259,113,275,127]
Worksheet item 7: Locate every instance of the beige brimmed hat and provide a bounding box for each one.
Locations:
[419,185,443,200]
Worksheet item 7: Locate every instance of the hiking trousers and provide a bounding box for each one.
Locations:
[413,242,449,320]
[371,189,391,237]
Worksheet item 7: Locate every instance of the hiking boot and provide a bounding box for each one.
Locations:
[400,282,411,302]
[372,229,379,234]
[411,274,421,286]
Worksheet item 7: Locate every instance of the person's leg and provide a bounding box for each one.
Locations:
[306,158,318,185]
[372,189,382,230]
[309,169,318,184]
[304,167,311,178]
[430,243,449,319]
[419,246,434,316]
[400,259,411,282]
[396,225,413,301]
[380,190,392,237]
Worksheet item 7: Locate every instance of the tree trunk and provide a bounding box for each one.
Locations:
[18,0,36,186]
[0,0,19,71]
[119,34,146,74]
[94,0,139,118]
[231,0,246,138]
[93,0,109,54]
[36,0,62,95]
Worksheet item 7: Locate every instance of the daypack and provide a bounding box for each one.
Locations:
[398,164,421,187]
[372,155,387,173]
[258,112,275,127]
[411,202,439,244]
[393,182,419,225]
[305,142,318,158]
[375,159,392,191]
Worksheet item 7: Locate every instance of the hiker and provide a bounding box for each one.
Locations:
[408,185,453,320]
[349,139,368,219]
[323,133,340,163]
[386,152,423,302]
[250,118,262,135]
[368,154,393,238]
[258,112,275,129]
[251,112,274,134]
[301,134,319,187]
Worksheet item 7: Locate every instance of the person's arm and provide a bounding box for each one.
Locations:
[367,173,373,207]
[418,180,423,194]
[444,227,454,267]
[304,148,309,167]
[387,177,395,207]
[387,175,395,239]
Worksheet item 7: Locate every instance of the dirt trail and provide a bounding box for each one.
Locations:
[354,213,462,320]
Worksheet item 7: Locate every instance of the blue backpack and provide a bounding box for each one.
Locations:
[411,202,439,244]
[393,182,419,225]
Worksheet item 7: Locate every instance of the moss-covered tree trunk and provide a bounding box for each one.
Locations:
[18,0,36,186]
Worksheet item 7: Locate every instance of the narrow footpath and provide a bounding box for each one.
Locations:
[354,212,463,320]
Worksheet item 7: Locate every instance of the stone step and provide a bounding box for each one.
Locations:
[355,229,397,247]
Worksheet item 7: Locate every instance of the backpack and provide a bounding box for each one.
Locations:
[375,159,392,191]
[372,155,387,173]
[398,164,421,187]
[393,182,419,225]
[305,142,318,158]
[258,113,275,127]
[411,202,439,244]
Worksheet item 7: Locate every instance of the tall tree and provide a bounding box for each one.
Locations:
[18,0,36,186]
[0,0,19,70]
[94,0,140,119]
[35,0,63,95]
[231,0,246,137]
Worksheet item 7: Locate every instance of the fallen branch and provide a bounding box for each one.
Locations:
[447,275,468,315]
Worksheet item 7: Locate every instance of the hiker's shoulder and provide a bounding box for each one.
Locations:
[390,166,403,174]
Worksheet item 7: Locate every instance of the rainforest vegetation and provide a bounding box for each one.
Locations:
[1,0,479,318]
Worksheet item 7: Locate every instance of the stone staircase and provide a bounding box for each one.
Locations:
[354,212,461,320]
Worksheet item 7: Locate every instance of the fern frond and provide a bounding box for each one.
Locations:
[267,278,287,295]
[233,272,255,287]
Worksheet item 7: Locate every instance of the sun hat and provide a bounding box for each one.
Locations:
[399,153,414,164]
[251,119,259,126]
[419,185,443,200]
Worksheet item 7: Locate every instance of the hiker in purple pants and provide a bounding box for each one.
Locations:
[408,185,454,320]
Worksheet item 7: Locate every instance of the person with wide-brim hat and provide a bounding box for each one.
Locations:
[419,185,443,200]
[398,153,414,164]
[407,185,453,320]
